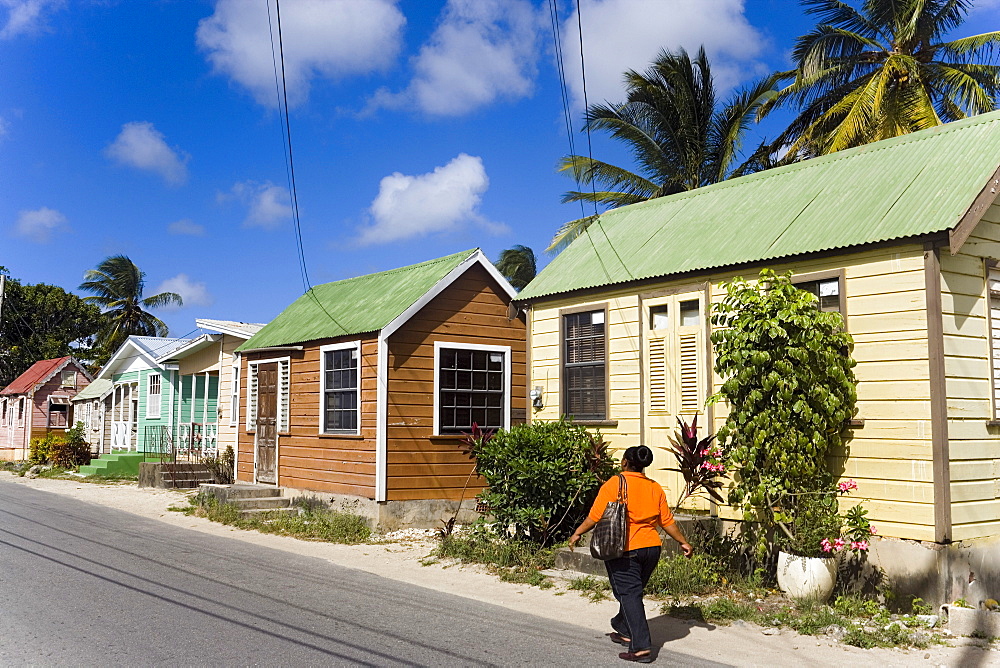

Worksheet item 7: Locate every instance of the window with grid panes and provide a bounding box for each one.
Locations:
[438,348,505,433]
[323,348,358,433]
[794,277,841,312]
[564,310,606,420]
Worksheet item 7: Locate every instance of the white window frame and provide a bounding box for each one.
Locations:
[146,373,162,418]
[319,341,361,435]
[433,341,511,436]
[61,369,76,387]
[17,398,25,426]
[230,358,241,428]
[245,357,291,432]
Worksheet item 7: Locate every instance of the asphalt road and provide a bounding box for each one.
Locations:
[0,481,724,667]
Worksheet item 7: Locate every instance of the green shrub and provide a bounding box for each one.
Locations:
[49,422,91,468]
[469,420,617,545]
[646,553,720,598]
[29,432,63,465]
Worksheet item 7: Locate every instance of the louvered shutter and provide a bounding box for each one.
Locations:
[990,268,1000,418]
[278,359,290,432]
[246,364,258,430]
[677,329,704,414]
[648,336,669,411]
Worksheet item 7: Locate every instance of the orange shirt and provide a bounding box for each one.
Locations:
[588,471,675,550]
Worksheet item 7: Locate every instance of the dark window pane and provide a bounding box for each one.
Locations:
[437,348,505,433]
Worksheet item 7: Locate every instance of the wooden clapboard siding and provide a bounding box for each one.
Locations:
[385,263,525,501]
[528,244,938,539]
[237,335,379,496]
[940,203,1000,538]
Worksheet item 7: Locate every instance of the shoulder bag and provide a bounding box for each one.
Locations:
[590,474,628,560]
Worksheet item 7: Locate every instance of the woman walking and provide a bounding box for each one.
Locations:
[569,445,692,663]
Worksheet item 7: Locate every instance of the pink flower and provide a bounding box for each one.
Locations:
[820,539,833,553]
[834,538,845,551]
[869,526,877,535]
[857,540,869,551]
[838,479,858,493]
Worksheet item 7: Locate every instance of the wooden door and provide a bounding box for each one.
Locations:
[255,363,278,484]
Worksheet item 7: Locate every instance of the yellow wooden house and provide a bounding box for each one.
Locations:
[517,110,1000,546]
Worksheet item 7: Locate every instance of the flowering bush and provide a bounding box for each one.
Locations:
[782,480,874,557]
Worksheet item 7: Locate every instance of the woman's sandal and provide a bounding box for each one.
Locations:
[608,632,631,646]
[618,650,653,663]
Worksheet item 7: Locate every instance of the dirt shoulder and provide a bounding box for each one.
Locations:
[4,473,996,667]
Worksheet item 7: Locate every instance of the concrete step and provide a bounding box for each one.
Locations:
[240,506,300,518]
[231,496,293,511]
[200,483,282,500]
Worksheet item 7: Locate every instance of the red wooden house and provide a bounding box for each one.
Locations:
[235,249,525,527]
[0,356,92,461]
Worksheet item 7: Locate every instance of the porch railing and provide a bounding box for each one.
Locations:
[141,423,219,463]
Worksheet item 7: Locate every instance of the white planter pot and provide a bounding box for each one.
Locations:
[776,551,838,601]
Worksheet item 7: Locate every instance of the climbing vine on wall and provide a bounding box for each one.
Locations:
[709,269,858,555]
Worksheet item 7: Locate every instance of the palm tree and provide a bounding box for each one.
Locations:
[494,245,537,291]
[765,0,1000,157]
[552,47,778,252]
[79,255,182,353]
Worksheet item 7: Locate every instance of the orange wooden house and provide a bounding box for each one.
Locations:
[234,249,525,525]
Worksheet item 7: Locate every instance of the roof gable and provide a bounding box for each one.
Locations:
[2,356,88,396]
[518,110,1000,301]
[97,336,193,379]
[239,249,514,351]
[195,319,265,339]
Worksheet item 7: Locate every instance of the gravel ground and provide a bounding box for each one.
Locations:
[3,472,998,667]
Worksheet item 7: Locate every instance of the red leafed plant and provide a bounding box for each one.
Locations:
[664,415,727,510]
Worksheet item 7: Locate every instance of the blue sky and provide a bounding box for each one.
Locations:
[3,0,1000,338]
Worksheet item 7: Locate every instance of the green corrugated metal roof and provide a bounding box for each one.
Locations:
[518,110,1000,301]
[237,249,476,350]
[72,378,112,402]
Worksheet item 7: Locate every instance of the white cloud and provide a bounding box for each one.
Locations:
[560,0,766,108]
[154,274,214,311]
[197,0,406,108]
[104,122,189,186]
[0,0,63,40]
[369,0,541,116]
[357,153,498,245]
[167,218,206,236]
[13,206,67,243]
[227,180,292,229]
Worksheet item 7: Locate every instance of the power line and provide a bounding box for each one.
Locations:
[574,0,599,216]
[547,0,587,222]
[270,0,311,293]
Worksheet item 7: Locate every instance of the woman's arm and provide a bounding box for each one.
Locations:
[663,522,693,558]
[568,517,597,551]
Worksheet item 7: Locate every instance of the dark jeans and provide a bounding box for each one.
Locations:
[605,546,661,653]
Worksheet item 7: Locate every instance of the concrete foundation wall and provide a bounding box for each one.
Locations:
[281,487,481,531]
[869,536,1000,609]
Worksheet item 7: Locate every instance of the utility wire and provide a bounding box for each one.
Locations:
[547,0,587,222]
[272,0,311,293]
[574,0,599,216]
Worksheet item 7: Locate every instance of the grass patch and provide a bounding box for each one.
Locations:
[194,493,371,544]
[663,593,939,650]
[646,553,721,598]
[567,575,612,602]
[432,529,557,589]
